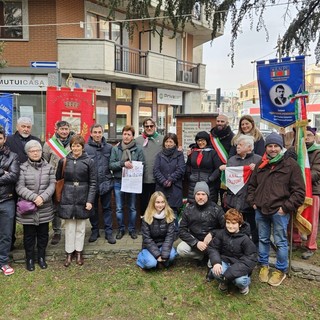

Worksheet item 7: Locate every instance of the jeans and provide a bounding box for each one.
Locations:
[0,199,15,266]
[255,209,290,272]
[114,181,137,232]
[136,247,177,269]
[90,191,113,235]
[211,261,251,289]
[23,223,49,260]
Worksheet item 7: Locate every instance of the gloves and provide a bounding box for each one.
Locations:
[163,180,172,188]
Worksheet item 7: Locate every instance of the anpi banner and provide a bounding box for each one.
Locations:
[256,56,305,127]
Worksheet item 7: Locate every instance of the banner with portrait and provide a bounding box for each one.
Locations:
[46,87,96,141]
[256,56,305,127]
[0,93,14,135]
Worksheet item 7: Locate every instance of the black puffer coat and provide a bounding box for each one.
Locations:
[0,146,20,203]
[179,201,225,247]
[208,222,257,281]
[186,146,222,203]
[141,216,175,260]
[56,152,96,219]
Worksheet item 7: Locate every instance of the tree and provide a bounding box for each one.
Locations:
[99,0,320,65]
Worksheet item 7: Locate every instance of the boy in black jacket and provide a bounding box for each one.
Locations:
[207,209,257,295]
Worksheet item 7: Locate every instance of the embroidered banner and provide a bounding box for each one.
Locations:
[0,93,13,135]
[46,87,96,141]
[256,56,305,127]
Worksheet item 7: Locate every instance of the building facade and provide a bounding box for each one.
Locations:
[0,0,222,140]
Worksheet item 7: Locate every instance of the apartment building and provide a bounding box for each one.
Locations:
[0,0,222,140]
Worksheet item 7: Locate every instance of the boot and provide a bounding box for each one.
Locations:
[64,253,73,267]
[75,251,84,266]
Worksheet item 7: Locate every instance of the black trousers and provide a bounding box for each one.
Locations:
[23,223,49,260]
[140,183,156,216]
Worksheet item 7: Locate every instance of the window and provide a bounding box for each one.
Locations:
[0,0,28,39]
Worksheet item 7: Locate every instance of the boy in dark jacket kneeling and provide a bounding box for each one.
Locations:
[207,209,257,295]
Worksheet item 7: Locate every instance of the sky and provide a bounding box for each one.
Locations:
[203,3,317,97]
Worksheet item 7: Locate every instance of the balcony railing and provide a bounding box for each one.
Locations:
[176,60,199,85]
[115,44,147,76]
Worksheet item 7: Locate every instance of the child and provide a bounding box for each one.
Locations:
[207,208,257,295]
[136,191,177,269]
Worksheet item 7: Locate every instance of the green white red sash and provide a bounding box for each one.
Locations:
[47,136,68,159]
[210,135,228,164]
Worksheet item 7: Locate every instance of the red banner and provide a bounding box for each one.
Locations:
[46,86,96,141]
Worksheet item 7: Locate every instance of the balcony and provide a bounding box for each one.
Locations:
[57,39,206,90]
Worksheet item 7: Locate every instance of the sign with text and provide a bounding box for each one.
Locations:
[0,94,13,135]
[256,56,305,127]
[157,88,183,105]
[0,75,48,91]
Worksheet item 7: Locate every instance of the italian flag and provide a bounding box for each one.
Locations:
[225,166,252,195]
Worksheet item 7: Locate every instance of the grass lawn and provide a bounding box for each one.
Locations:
[0,256,319,320]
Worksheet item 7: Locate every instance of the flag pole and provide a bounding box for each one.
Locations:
[288,214,294,277]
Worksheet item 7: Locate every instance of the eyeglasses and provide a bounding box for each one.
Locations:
[144,125,154,128]
[28,149,41,153]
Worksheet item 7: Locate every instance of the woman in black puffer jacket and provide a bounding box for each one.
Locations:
[136,191,177,269]
[56,135,96,267]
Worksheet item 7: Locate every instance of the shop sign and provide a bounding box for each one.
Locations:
[157,88,182,105]
[0,75,48,91]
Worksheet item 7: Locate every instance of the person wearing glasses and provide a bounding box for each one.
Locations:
[16,140,56,271]
[136,118,164,216]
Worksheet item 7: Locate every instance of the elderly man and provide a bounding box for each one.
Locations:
[85,124,115,244]
[43,120,74,245]
[177,181,225,264]
[5,117,41,250]
[136,118,164,216]
[247,132,305,287]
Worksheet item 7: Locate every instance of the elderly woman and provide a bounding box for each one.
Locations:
[56,135,96,267]
[16,140,56,271]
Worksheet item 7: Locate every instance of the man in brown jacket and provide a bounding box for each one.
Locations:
[247,132,305,287]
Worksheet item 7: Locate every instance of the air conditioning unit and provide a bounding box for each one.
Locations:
[180,70,193,83]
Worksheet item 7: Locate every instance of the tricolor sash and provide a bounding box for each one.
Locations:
[210,135,228,164]
[47,136,68,159]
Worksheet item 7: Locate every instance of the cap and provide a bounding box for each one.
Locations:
[265,132,283,148]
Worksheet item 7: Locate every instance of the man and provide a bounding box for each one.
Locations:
[177,181,225,263]
[43,120,74,245]
[220,135,261,244]
[210,114,235,205]
[299,126,320,259]
[0,126,20,275]
[5,116,41,249]
[109,125,144,239]
[85,124,115,244]
[136,118,164,216]
[247,132,305,287]
[274,85,287,106]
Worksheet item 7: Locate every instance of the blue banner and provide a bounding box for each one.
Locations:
[0,94,14,135]
[256,56,305,127]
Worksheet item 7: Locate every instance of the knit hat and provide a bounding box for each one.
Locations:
[306,126,317,136]
[265,132,283,148]
[195,131,210,144]
[193,181,210,197]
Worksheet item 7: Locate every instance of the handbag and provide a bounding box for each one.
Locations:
[16,199,37,215]
[55,158,67,203]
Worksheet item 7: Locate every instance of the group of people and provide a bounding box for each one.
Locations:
[0,114,318,296]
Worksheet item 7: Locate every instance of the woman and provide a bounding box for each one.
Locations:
[154,133,185,231]
[16,140,56,271]
[230,115,265,156]
[109,125,144,240]
[186,131,222,204]
[56,135,96,267]
[136,192,177,269]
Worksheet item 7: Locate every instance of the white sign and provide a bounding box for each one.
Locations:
[73,78,111,96]
[121,161,144,194]
[0,75,48,91]
[157,88,183,105]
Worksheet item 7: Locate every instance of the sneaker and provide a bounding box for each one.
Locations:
[1,264,14,276]
[129,230,138,240]
[51,233,61,245]
[239,286,249,295]
[205,268,214,282]
[259,266,269,283]
[268,270,286,287]
[88,231,100,243]
[105,234,116,244]
[301,250,315,260]
[116,230,125,240]
[218,282,228,292]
